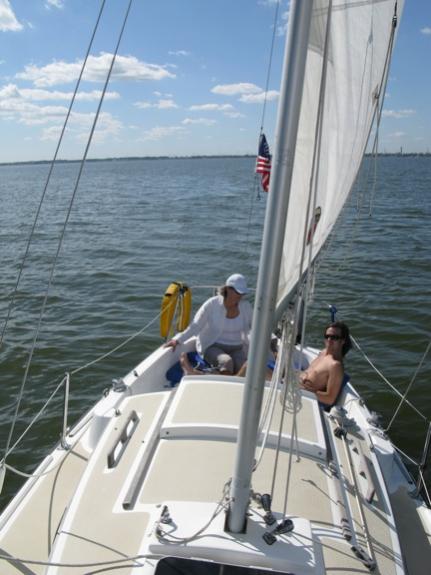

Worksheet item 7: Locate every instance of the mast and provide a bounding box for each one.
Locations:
[227,0,314,533]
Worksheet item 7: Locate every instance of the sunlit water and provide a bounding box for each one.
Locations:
[0,155,430,508]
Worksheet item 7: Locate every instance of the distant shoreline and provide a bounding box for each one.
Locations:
[0,152,430,167]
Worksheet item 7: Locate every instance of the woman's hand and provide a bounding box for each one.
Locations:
[164,339,179,350]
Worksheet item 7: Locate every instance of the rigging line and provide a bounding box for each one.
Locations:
[254,328,288,471]
[386,340,431,433]
[2,0,135,464]
[244,1,280,259]
[269,319,302,501]
[259,0,280,132]
[0,0,107,351]
[275,6,334,505]
[368,2,398,215]
[3,425,86,480]
[3,292,176,459]
[2,376,66,461]
[5,300,170,458]
[70,302,166,376]
[351,335,428,423]
[244,174,261,263]
[392,444,419,468]
[156,482,231,544]
[418,468,431,508]
[0,553,159,569]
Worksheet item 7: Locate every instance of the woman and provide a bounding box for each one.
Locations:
[165,273,252,376]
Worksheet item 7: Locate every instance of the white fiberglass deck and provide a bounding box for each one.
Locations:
[1,372,428,574]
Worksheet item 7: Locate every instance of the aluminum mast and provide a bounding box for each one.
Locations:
[227,0,314,533]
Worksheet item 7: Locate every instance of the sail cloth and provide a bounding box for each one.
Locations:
[276,0,403,311]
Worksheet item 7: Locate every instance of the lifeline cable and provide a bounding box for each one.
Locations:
[0,0,107,350]
[351,334,428,423]
[2,0,135,465]
[386,340,431,432]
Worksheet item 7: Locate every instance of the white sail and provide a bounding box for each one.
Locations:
[277,0,403,309]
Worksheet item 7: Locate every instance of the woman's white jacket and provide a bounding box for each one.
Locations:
[176,295,252,355]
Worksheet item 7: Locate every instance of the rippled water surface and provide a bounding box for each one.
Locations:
[0,155,430,508]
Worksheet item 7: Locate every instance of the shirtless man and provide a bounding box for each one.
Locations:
[300,321,351,407]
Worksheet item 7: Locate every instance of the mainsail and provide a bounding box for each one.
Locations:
[276,0,403,312]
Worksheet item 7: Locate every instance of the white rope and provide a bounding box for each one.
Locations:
[3,376,67,460]
[254,332,287,471]
[3,426,88,480]
[156,482,230,544]
[0,0,107,351]
[2,0,134,466]
[0,552,157,569]
[351,335,428,423]
[71,307,165,376]
[268,321,302,502]
[386,340,431,432]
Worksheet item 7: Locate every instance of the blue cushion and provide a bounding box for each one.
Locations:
[165,352,211,387]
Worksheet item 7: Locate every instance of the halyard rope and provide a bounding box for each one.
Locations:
[0,0,107,352]
[2,0,134,467]
[244,0,280,260]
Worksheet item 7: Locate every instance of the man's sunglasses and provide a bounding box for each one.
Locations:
[324,334,342,341]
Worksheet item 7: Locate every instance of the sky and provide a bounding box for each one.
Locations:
[0,0,430,163]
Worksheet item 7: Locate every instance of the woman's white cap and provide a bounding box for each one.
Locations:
[225,273,248,294]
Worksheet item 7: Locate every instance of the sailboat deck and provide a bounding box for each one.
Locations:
[0,374,427,574]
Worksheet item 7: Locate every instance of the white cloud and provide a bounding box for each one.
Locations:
[141,125,186,141]
[168,50,191,57]
[189,103,234,112]
[135,98,178,109]
[45,0,64,9]
[182,118,216,126]
[421,27,431,35]
[382,109,415,119]
[239,90,279,103]
[40,111,122,143]
[0,83,119,102]
[16,53,176,87]
[387,131,406,139]
[0,83,123,144]
[0,0,23,31]
[0,88,69,124]
[225,111,245,119]
[211,83,262,96]
[153,91,173,98]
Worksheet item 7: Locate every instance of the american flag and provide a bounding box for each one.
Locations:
[255,133,271,193]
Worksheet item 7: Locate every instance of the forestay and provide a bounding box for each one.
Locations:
[277,0,403,311]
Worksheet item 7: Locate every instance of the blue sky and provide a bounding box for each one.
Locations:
[0,0,429,162]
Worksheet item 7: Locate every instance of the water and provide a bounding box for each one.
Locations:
[0,155,430,509]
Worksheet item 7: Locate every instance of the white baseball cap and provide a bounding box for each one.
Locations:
[225,273,248,295]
